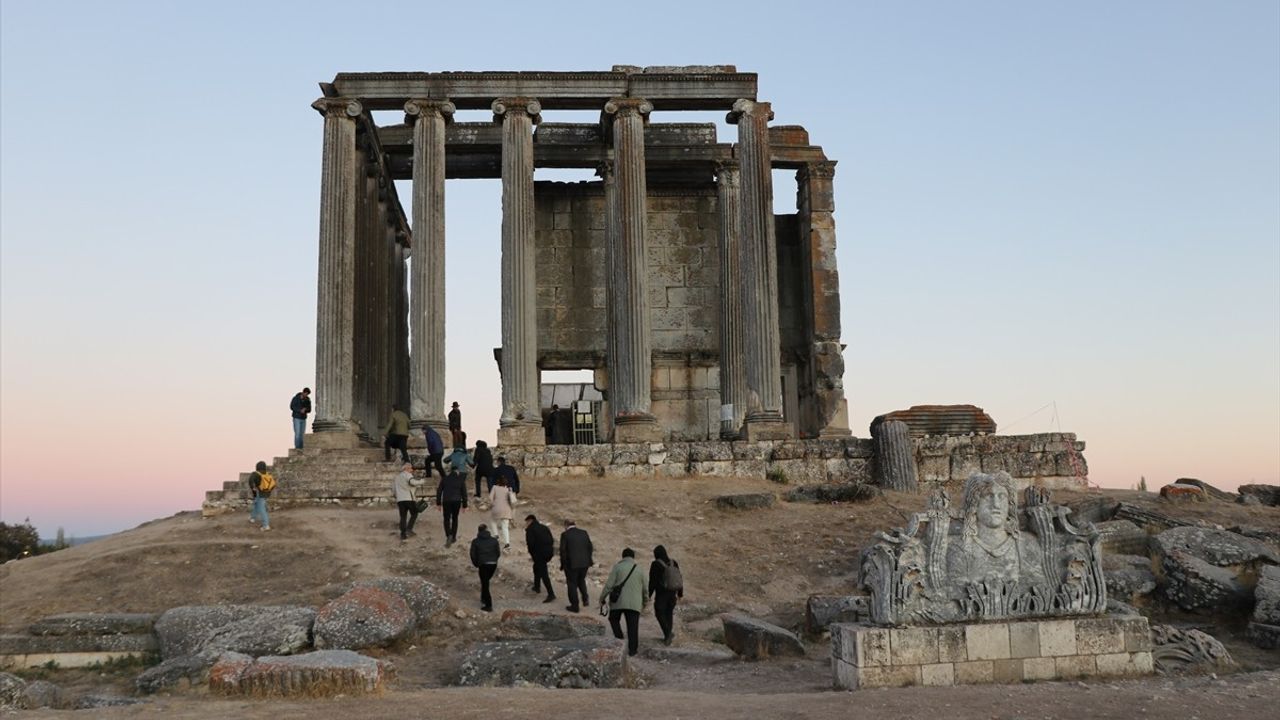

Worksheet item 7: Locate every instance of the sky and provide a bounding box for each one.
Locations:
[1,1,1277,538]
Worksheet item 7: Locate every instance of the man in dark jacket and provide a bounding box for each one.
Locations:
[495,456,520,495]
[524,514,556,603]
[423,425,446,480]
[559,519,593,613]
[289,388,311,449]
[471,440,495,499]
[448,401,463,448]
[468,524,500,612]
[436,469,468,546]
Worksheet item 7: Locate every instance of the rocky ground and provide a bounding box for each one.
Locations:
[1,476,1278,717]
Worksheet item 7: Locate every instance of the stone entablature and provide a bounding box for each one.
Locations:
[830,616,1153,689]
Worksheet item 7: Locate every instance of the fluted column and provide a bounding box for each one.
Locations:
[604,98,662,443]
[716,159,747,439]
[728,99,792,440]
[309,98,362,442]
[493,97,545,446]
[598,159,619,437]
[404,99,454,435]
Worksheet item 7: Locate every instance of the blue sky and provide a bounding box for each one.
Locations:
[2,0,1277,537]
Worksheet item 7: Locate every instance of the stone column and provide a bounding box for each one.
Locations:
[604,98,662,443]
[308,98,363,445]
[404,99,455,436]
[797,160,850,437]
[598,159,619,437]
[716,159,747,439]
[728,99,792,440]
[493,98,545,446]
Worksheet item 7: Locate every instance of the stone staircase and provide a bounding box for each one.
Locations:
[202,447,412,516]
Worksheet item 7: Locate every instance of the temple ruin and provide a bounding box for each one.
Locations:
[303,66,848,447]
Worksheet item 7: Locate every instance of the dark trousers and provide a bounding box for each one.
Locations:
[396,500,419,539]
[424,453,446,480]
[478,563,497,609]
[384,434,409,462]
[609,609,641,656]
[532,560,554,596]
[441,501,461,539]
[564,567,589,609]
[474,469,492,497]
[654,591,678,641]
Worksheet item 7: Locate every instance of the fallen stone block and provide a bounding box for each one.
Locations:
[1153,526,1279,612]
[1248,622,1280,649]
[1114,503,1188,532]
[721,615,805,660]
[135,652,217,694]
[714,493,775,510]
[0,632,157,655]
[1170,478,1236,502]
[20,680,68,709]
[804,595,869,636]
[1096,520,1149,556]
[28,613,158,637]
[209,650,394,697]
[458,637,628,688]
[495,610,607,641]
[345,577,449,628]
[1150,625,1235,675]
[1159,483,1205,501]
[784,483,877,504]
[73,694,146,709]
[1249,565,1280,649]
[1237,484,1280,507]
[0,673,26,710]
[314,587,415,650]
[641,645,735,663]
[1103,555,1157,604]
[154,605,314,660]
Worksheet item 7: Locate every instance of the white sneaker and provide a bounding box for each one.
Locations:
[261,526,272,532]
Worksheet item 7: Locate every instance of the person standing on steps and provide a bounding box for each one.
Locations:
[435,461,468,546]
[392,462,422,541]
[248,461,275,531]
[524,514,556,603]
[289,388,311,449]
[382,404,411,463]
[470,440,495,499]
[488,477,516,549]
[468,524,500,612]
[422,425,446,481]
[448,401,463,448]
[559,519,593,613]
[601,548,648,657]
[648,545,684,645]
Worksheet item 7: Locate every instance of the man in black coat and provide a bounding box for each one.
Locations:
[559,519,593,613]
[524,514,556,603]
[435,470,469,547]
[468,524,500,612]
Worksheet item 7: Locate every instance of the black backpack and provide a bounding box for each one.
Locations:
[661,559,684,592]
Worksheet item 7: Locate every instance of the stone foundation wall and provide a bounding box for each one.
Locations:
[831,616,1153,689]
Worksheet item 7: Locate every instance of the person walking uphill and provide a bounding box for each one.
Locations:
[289,388,311,449]
[471,440,495,499]
[392,462,422,541]
[436,463,468,547]
[422,425,446,480]
[602,548,648,656]
[524,514,556,603]
[649,545,684,645]
[382,405,411,463]
[489,478,516,549]
[249,461,275,531]
[559,520,593,613]
[469,524,500,612]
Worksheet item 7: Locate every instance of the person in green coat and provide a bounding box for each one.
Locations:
[601,548,648,656]
[382,404,411,463]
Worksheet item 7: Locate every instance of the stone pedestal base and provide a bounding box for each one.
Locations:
[497,423,545,447]
[303,431,362,450]
[743,418,793,441]
[831,616,1153,690]
[613,416,664,443]
[818,399,852,438]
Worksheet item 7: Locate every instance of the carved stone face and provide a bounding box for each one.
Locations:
[977,484,1009,530]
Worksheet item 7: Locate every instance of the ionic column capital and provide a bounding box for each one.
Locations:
[491,97,542,122]
[312,97,364,118]
[603,97,653,119]
[404,98,456,123]
[726,98,773,124]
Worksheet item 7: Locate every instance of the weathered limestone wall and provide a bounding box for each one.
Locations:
[830,616,1153,689]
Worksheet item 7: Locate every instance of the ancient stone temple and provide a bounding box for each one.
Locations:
[302,66,849,447]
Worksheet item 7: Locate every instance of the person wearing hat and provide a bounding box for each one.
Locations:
[448,401,463,449]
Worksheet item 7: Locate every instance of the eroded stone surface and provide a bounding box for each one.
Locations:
[346,577,448,628]
[314,587,415,650]
[209,650,393,697]
[495,610,607,641]
[28,613,157,637]
[154,605,314,660]
[721,615,804,660]
[1152,527,1278,612]
[458,637,627,688]
[714,493,775,510]
[1150,625,1235,675]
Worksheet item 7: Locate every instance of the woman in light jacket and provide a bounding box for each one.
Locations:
[488,477,515,549]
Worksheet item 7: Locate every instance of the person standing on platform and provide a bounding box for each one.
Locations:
[382,404,411,463]
[648,545,684,645]
[601,548,648,657]
[435,462,467,546]
[468,524,500,612]
[559,519,593,613]
[524,514,556,603]
[289,388,311,449]
[423,425,446,480]
[392,462,422,542]
[471,440,495,499]
[488,477,516,549]
[448,401,463,448]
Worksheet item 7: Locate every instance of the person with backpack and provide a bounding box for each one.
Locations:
[435,463,468,547]
[249,460,275,531]
[289,388,311,449]
[392,462,423,542]
[648,545,684,645]
[601,548,648,656]
[468,524,500,612]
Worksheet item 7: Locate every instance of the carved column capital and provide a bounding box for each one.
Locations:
[726,98,773,125]
[491,97,542,123]
[799,159,837,182]
[603,97,653,119]
[595,158,615,180]
[404,98,456,123]
[715,158,741,186]
[312,97,364,118]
